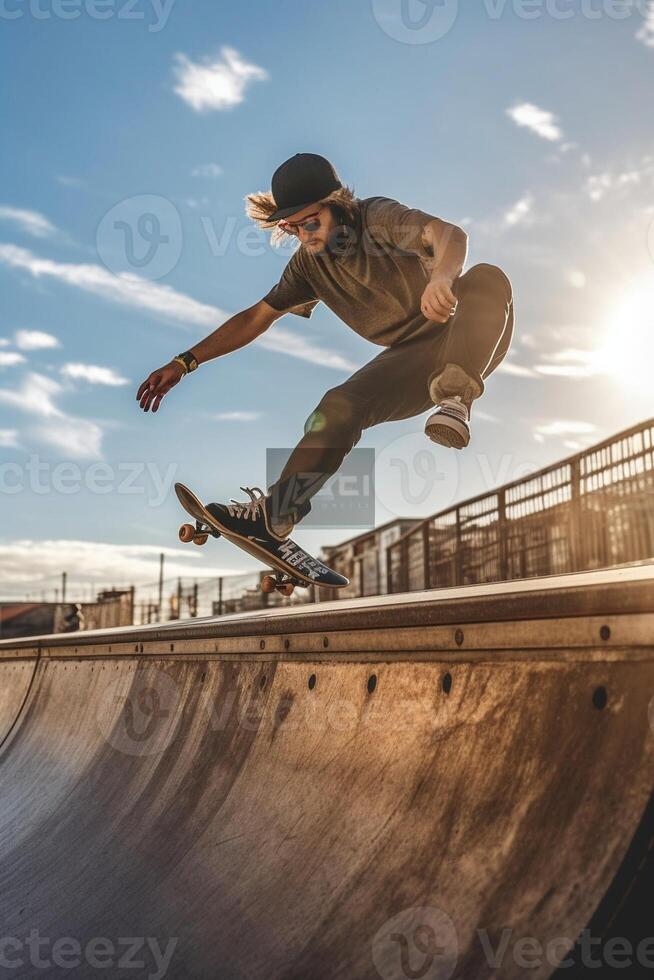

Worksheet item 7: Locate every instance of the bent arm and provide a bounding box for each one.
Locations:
[190,300,283,365]
[421,219,468,283]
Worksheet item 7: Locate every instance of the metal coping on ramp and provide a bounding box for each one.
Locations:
[1,561,653,654]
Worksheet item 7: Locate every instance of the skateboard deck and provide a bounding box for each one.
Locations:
[174,482,349,595]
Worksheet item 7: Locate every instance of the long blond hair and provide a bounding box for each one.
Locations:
[244,185,359,247]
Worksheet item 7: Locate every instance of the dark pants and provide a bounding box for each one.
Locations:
[268,263,514,524]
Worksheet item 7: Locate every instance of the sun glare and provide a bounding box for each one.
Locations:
[598,281,654,390]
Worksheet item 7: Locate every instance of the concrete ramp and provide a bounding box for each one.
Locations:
[0,565,653,979]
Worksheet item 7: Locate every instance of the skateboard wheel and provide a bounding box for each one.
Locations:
[179,523,195,543]
[261,574,277,594]
[193,534,209,546]
[277,583,295,597]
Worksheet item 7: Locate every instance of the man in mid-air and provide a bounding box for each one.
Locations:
[137,153,514,545]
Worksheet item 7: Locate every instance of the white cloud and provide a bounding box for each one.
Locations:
[61,363,129,386]
[173,47,268,112]
[585,159,653,202]
[473,409,499,423]
[0,539,233,598]
[534,364,594,378]
[32,417,103,458]
[533,419,597,442]
[0,372,63,417]
[0,244,354,371]
[535,366,592,379]
[636,2,654,47]
[15,328,60,350]
[0,243,223,328]
[0,351,26,367]
[0,372,103,458]
[504,193,535,227]
[191,163,223,178]
[507,102,563,142]
[0,206,57,238]
[497,361,538,378]
[56,175,85,188]
[208,410,262,422]
[586,172,612,202]
[534,348,601,378]
[0,338,9,347]
[258,325,358,372]
[185,197,210,210]
[0,429,19,448]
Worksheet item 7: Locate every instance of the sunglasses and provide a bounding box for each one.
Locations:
[278,209,323,235]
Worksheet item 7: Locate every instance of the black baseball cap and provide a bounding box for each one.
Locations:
[267,153,343,223]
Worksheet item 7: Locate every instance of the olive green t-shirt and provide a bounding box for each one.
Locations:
[262,196,442,347]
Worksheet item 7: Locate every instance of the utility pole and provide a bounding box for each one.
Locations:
[61,571,67,605]
[158,552,164,622]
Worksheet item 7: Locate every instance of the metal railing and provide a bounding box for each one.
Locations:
[388,418,654,593]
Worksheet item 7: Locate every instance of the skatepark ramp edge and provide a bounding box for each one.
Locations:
[0,562,653,978]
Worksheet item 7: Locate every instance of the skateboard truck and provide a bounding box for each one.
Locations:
[260,572,302,597]
[178,520,221,548]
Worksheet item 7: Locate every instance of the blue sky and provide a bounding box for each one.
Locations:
[1,0,654,601]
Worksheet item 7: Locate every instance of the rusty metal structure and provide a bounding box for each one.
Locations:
[0,563,653,977]
[388,418,654,593]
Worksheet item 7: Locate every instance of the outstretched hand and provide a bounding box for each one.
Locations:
[136,361,185,413]
[421,275,458,324]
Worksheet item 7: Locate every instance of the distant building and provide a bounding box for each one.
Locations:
[0,603,56,639]
[319,518,421,599]
[0,589,135,640]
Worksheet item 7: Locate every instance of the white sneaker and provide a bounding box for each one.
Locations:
[424,396,471,449]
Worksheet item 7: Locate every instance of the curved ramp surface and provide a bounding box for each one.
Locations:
[0,565,653,979]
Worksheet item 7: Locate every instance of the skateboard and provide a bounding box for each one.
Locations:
[174,483,349,596]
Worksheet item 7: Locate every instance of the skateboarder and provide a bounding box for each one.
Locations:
[137,153,514,545]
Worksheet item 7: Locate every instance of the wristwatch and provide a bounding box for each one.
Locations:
[173,350,199,375]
